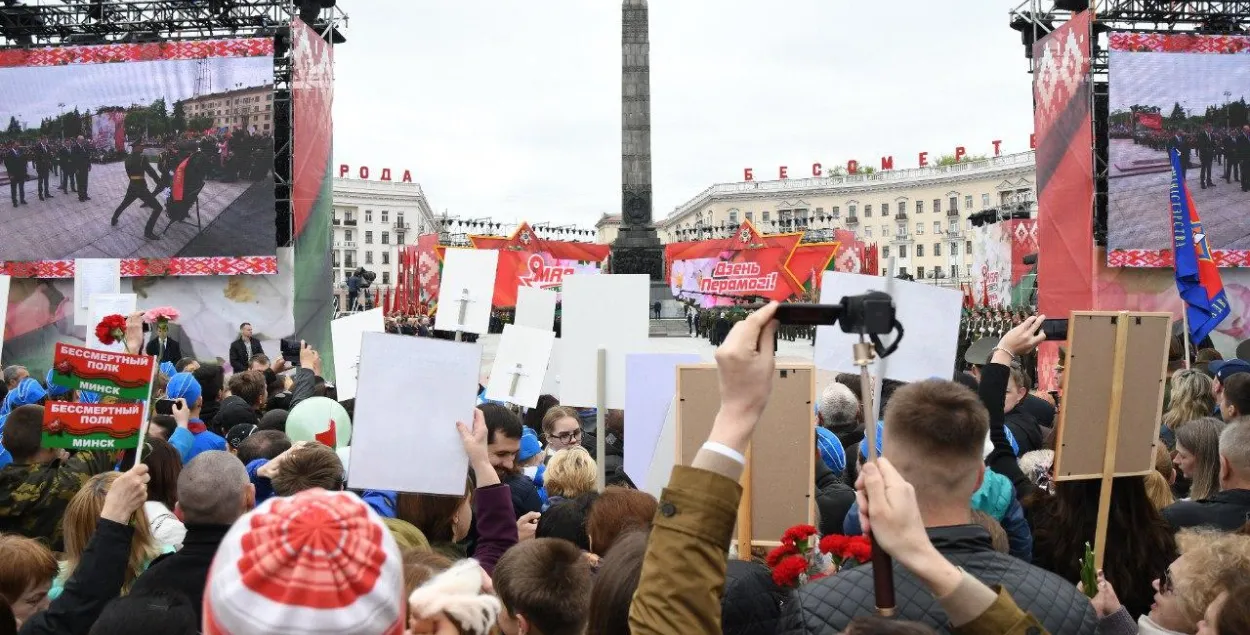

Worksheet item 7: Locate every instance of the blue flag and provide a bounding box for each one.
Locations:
[1169,149,1230,345]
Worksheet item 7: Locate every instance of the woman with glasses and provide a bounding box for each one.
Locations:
[541,406,584,454]
[1089,530,1250,635]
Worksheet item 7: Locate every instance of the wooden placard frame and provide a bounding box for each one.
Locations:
[1052,311,1171,569]
[675,363,816,552]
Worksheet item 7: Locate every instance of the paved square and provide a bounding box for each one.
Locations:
[0,161,273,261]
[1108,139,1250,252]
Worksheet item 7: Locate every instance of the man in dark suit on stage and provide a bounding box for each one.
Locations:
[72,135,91,201]
[4,141,28,207]
[1197,123,1217,189]
[31,136,55,200]
[145,321,183,364]
[1168,130,1191,182]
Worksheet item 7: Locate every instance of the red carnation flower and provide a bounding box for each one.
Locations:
[54,360,74,375]
[766,544,799,568]
[94,314,127,346]
[781,524,818,546]
[771,555,808,588]
[46,418,65,434]
[819,534,849,557]
[846,538,873,565]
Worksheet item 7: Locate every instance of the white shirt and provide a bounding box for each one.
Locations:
[144,501,186,551]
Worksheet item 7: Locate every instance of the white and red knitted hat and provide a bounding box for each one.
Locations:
[203,489,405,635]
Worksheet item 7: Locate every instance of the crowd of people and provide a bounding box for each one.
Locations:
[1131,123,1250,192]
[0,305,1248,634]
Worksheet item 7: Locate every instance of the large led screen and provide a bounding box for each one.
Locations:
[0,38,277,275]
[1108,32,1250,267]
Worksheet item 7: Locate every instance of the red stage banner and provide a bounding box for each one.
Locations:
[1034,11,1096,319]
[469,223,610,307]
[665,221,835,307]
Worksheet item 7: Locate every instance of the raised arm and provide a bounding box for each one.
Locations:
[629,303,779,635]
[457,408,517,575]
[979,316,1045,498]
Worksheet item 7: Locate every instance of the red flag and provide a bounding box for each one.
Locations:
[981,279,991,308]
[1136,112,1163,130]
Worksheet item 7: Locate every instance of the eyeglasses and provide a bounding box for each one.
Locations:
[549,429,582,443]
[1158,567,1175,595]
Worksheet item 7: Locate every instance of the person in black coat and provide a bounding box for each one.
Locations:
[1197,123,1218,189]
[71,136,91,201]
[131,451,253,626]
[3,141,28,207]
[145,323,183,364]
[31,136,54,200]
[228,323,264,373]
[109,144,164,240]
[17,465,149,635]
[1168,131,1191,181]
[58,139,76,193]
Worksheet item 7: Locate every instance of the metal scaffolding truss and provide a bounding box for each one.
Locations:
[0,1,348,46]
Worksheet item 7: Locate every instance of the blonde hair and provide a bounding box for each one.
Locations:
[544,447,597,499]
[1173,531,1250,631]
[1144,471,1175,511]
[1164,369,1216,431]
[62,472,162,595]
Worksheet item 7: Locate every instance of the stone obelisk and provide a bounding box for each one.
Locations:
[613,0,665,282]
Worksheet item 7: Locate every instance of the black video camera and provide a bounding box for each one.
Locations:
[774,292,896,334]
[352,267,378,288]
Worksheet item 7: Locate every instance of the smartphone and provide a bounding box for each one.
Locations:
[280,338,301,366]
[774,303,840,326]
[154,398,175,416]
[1039,318,1069,342]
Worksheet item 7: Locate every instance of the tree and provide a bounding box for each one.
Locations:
[6,116,20,135]
[936,153,989,167]
[1169,101,1187,124]
[171,100,187,134]
[187,115,214,133]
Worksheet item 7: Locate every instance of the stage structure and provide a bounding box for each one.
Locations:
[1,1,346,377]
[1008,0,1250,390]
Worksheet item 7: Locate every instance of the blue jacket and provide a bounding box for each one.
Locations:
[245,458,276,506]
[362,490,397,519]
[168,427,194,463]
[183,421,226,464]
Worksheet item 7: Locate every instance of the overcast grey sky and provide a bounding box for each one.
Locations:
[332,0,1035,228]
[1110,50,1250,113]
[0,55,272,124]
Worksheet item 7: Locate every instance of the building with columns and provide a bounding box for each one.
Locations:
[331,178,438,293]
[652,152,1037,283]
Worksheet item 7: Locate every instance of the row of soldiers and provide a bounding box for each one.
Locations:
[687,304,815,345]
[1140,124,1250,191]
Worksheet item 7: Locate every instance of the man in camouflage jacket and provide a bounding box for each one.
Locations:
[0,405,116,551]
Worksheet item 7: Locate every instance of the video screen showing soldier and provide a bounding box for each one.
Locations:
[1107,33,1250,263]
[0,39,277,263]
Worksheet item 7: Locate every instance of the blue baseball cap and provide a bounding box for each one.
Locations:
[518,427,542,462]
[45,369,71,398]
[2,378,47,415]
[165,372,203,407]
[159,361,177,378]
[1210,359,1250,383]
[816,426,846,476]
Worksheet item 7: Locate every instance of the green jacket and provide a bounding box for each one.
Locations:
[0,452,114,551]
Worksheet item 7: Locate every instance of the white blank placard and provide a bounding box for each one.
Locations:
[348,333,483,495]
[485,324,555,408]
[0,275,9,341]
[814,271,963,382]
[87,294,137,352]
[434,248,499,334]
[73,259,120,325]
[330,308,385,401]
[558,274,649,408]
[514,286,557,331]
[624,353,700,490]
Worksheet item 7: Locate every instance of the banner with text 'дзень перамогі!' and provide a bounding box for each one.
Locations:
[42,343,156,450]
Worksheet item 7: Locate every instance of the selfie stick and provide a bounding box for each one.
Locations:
[856,258,897,617]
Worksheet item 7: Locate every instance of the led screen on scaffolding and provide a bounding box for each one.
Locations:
[0,38,277,273]
[1107,32,1250,267]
